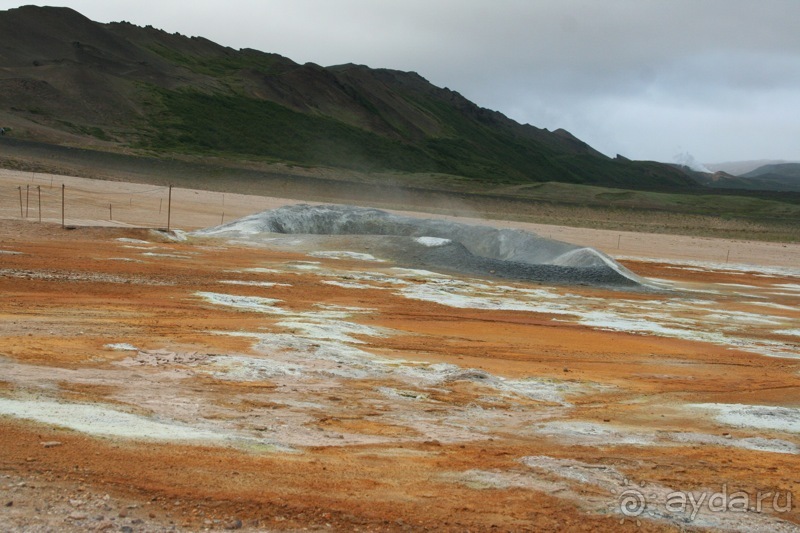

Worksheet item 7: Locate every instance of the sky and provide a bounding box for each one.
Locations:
[3,0,799,165]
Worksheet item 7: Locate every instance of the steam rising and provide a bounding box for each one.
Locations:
[674,150,711,173]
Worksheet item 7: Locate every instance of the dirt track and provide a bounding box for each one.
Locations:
[1,170,800,532]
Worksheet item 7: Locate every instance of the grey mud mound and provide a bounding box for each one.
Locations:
[196,204,645,287]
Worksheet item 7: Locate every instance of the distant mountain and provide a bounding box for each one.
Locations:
[743,163,800,179]
[736,163,800,192]
[0,6,697,190]
[705,160,794,176]
[691,163,800,193]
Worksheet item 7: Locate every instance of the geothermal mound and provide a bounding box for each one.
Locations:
[196,204,643,287]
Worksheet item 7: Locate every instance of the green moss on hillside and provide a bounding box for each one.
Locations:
[142,88,694,190]
[142,89,437,172]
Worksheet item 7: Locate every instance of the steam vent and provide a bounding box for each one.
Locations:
[196,204,644,287]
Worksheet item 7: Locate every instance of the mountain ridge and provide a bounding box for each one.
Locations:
[687,163,800,193]
[0,5,697,190]
[743,163,800,180]
[705,160,796,176]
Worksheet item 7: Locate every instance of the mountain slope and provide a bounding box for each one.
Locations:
[0,5,696,190]
[705,160,792,176]
[743,163,800,180]
[736,164,800,192]
[690,163,800,193]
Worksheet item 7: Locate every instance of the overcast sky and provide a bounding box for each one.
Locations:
[3,1,799,165]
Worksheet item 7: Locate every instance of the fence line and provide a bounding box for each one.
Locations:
[0,176,205,230]
[0,183,172,229]
[0,167,289,232]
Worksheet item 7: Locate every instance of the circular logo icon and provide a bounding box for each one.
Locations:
[619,488,647,517]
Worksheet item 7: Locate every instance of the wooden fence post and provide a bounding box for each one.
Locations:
[167,184,173,231]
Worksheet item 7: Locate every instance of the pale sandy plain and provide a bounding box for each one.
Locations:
[1,168,799,532]
[1,169,798,268]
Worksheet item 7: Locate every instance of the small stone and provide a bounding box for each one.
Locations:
[225,519,243,530]
[41,441,62,448]
[118,510,127,518]
[4,501,12,507]
[68,511,88,520]
[94,522,113,532]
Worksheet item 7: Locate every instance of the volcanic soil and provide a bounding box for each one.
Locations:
[1,175,800,532]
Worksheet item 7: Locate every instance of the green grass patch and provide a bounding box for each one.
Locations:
[58,120,112,141]
[141,89,436,172]
[148,45,291,77]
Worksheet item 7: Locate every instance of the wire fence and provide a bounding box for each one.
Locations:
[2,182,171,229]
[0,169,272,231]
